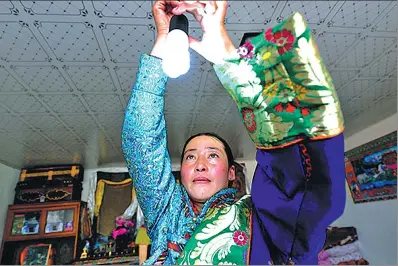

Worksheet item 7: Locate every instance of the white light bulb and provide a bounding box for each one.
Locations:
[162,29,190,79]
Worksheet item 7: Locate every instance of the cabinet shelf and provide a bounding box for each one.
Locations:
[0,201,83,265]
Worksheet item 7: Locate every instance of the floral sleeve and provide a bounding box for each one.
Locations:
[213,12,344,149]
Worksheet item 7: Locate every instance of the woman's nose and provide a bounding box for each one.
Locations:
[195,157,208,172]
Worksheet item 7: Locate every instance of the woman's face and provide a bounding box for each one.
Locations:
[180,135,235,204]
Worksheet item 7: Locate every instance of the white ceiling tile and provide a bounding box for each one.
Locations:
[20,1,86,16]
[0,94,47,113]
[165,113,193,126]
[330,1,391,28]
[0,0,396,168]
[195,112,225,125]
[0,67,26,92]
[340,79,378,103]
[226,1,278,24]
[0,115,30,131]
[0,21,49,62]
[197,95,234,114]
[92,1,151,18]
[36,21,103,62]
[39,94,87,113]
[279,1,338,25]
[96,114,124,138]
[203,70,226,94]
[166,69,203,94]
[58,114,98,129]
[317,32,358,66]
[372,3,397,32]
[165,94,196,113]
[13,66,72,92]
[82,93,123,113]
[0,1,15,15]
[115,66,137,92]
[335,36,396,68]
[330,70,358,90]
[359,50,397,77]
[0,105,9,114]
[19,114,65,131]
[101,24,154,63]
[66,66,117,92]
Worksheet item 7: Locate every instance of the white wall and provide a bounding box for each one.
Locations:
[0,163,19,242]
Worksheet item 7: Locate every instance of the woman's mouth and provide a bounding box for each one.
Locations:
[193,177,211,184]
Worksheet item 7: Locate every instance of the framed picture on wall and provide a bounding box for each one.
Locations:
[344,131,397,204]
[20,243,53,265]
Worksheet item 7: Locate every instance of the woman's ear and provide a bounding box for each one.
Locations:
[228,165,236,181]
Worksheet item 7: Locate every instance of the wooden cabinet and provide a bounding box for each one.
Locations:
[0,201,82,264]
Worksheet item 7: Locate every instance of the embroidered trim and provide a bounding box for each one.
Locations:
[298,143,312,181]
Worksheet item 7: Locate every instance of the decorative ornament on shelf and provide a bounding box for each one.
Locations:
[111,216,135,254]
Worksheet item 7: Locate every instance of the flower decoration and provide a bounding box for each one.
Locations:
[256,45,279,68]
[279,88,296,103]
[241,108,257,133]
[293,83,307,101]
[265,28,295,55]
[111,216,135,240]
[263,84,279,98]
[237,42,255,59]
[233,231,248,246]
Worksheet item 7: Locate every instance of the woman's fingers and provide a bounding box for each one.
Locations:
[215,1,228,18]
[172,1,204,15]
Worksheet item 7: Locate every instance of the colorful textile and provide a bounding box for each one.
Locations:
[214,12,344,150]
[177,195,252,265]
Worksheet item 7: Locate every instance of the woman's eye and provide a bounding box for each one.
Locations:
[186,154,195,160]
[209,153,219,159]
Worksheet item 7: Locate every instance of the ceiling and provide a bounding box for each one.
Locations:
[0,1,396,169]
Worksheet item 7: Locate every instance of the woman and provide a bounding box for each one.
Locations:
[122,1,346,264]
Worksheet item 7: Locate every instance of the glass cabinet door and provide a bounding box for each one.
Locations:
[11,212,41,236]
[45,209,74,234]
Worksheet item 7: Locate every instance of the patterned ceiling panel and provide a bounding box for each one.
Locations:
[278,1,338,25]
[226,1,278,24]
[0,114,31,131]
[316,32,358,66]
[40,94,88,113]
[372,2,397,32]
[329,1,391,28]
[36,21,104,62]
[0,94,48,113]
[91,1,151,18]
[66,66,117,92]
[82,93,123,113]
[0,0,395,168]
[13,66,72,92]
[115,66,137,92]
[0,21,49,62]
[0,67,27,92]
[335,36,396,68]
[20,1,86,16]
[101,24,154,63]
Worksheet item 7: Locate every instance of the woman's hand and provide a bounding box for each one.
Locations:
[173,1,236,64]
[150,0,181,59]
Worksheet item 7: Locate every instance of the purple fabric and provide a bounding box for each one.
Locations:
[250,134,346,265]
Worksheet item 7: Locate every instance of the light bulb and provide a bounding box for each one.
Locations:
[162,29,190,78]
[162,14,190,79]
